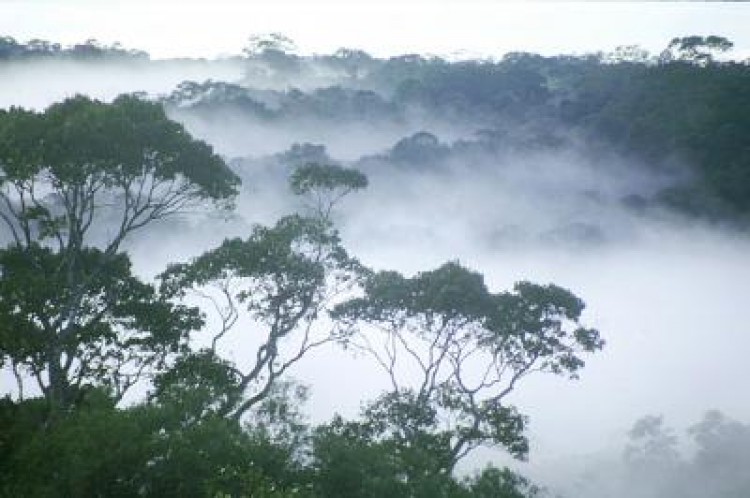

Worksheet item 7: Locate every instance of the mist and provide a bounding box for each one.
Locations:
[0,57,245,109]
[2,35,749,497]
[153,103,750,497]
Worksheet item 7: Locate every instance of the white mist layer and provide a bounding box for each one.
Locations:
[0,59,244,110]
[172,111,473,161]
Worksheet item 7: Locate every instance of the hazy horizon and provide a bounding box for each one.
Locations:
[2,1,750,61]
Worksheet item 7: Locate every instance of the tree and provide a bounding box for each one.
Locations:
[0,387,312,498]
[25,38,61,56]
[387,132,449,166]
[605,45,651,64]
[311,412,543,498]
[0,95,239,411]
[311,413,457,498]
[0,246,203,407]
[329,48,375,79]
[333,262,602,471]
[465,466,543,498]
[625,414,680,467]
[290,162,368,219]
[607,411,750,498]
[243,33,297,58]
[0,36,23,59]
[157,165,366,421]
[243,33,301,82]
[662,35,733,66]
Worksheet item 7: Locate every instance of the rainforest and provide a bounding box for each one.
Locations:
[1,28,750,498]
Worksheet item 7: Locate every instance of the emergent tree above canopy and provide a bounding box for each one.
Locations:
[333,262,603,470]
[0,95,240,410]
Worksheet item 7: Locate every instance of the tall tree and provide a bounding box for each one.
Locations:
[157,164,366,421]
[333,262,603,471]
[0,95,239,410]
[663,35,733,65]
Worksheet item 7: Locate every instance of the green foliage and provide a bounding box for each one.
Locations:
[290,163,368,218]
[160,36,750,221]
[311,413,461,498]
[159,214,362,419]
[0,390,543,498]
[0,95,239,254]
[151,349,244,423]
[290,163,368,197]
[311,407,542,498]
[0,95,238,204]
[561,59,750,216]
[464,466,543,498]
[0,375,321,497]
[0,95,239,410]
[334,262,601,468]
[0,245,201,404]
[665,35,733,64]
[0,395,297,498]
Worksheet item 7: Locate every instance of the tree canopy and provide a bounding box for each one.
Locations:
[0,47,623,495]
[0,95,239,411]
[333,262,602,471]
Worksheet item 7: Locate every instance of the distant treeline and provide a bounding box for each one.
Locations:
[0,36,148,60]
[170,41,750,221]
[6,34,750,221]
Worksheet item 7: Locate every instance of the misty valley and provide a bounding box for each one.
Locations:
[1,34,750,498]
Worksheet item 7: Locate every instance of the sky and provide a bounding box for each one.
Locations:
[2,0,749,60]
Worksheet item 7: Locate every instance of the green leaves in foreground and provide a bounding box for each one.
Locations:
[0,95,239,411]
[0,245,202,406]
